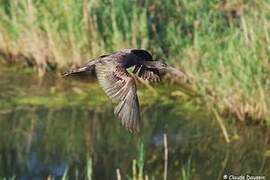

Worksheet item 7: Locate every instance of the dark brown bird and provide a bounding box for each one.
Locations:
[63,48,177,133]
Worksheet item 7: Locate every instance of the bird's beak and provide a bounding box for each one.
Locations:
[167,65,186,77]
[167,65,175,71]
[167,65,178,72]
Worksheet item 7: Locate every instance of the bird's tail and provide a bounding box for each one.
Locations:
[62,66,89,77]
[63,59,98,77]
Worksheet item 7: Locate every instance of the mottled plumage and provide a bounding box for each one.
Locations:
[63,48,175,132]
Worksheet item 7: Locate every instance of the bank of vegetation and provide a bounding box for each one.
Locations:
[0,0,269,125]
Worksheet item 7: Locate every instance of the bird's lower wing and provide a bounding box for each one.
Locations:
[133,65,160,82]
[95,63,141,132]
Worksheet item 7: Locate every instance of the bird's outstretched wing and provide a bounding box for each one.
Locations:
[133,65,161,82]
[95,62,141,132]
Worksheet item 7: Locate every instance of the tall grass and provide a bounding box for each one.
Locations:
[60,144,193,180]
[0,0,149,75]
[0,0,269,123]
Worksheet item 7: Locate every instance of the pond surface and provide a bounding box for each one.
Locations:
[0,65,269,179]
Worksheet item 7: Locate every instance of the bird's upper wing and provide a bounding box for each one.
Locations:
[132,65,161,82]
[95,61,141,132]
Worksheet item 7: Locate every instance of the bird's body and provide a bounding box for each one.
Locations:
[64,48,175,132]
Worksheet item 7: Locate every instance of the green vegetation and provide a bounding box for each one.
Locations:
[0,92,269,179]
[0,144,194,180]
[0,1,269,124]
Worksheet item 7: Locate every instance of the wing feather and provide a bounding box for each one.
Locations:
[133,65,161,82]
[95,62,141,132]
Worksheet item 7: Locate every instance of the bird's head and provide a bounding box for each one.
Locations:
[151,59,176,73]
[152,60,167,70]
[141,58,175,72]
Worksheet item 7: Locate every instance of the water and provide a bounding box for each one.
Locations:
[0,65,269,179]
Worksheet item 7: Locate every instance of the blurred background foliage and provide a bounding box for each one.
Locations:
[0,0,269,124]
[0,0,270,179]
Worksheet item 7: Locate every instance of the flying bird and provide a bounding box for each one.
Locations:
[63,49,178,133]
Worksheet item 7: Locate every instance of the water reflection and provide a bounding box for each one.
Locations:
[0,68,269,179]
[0,105,269,179]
